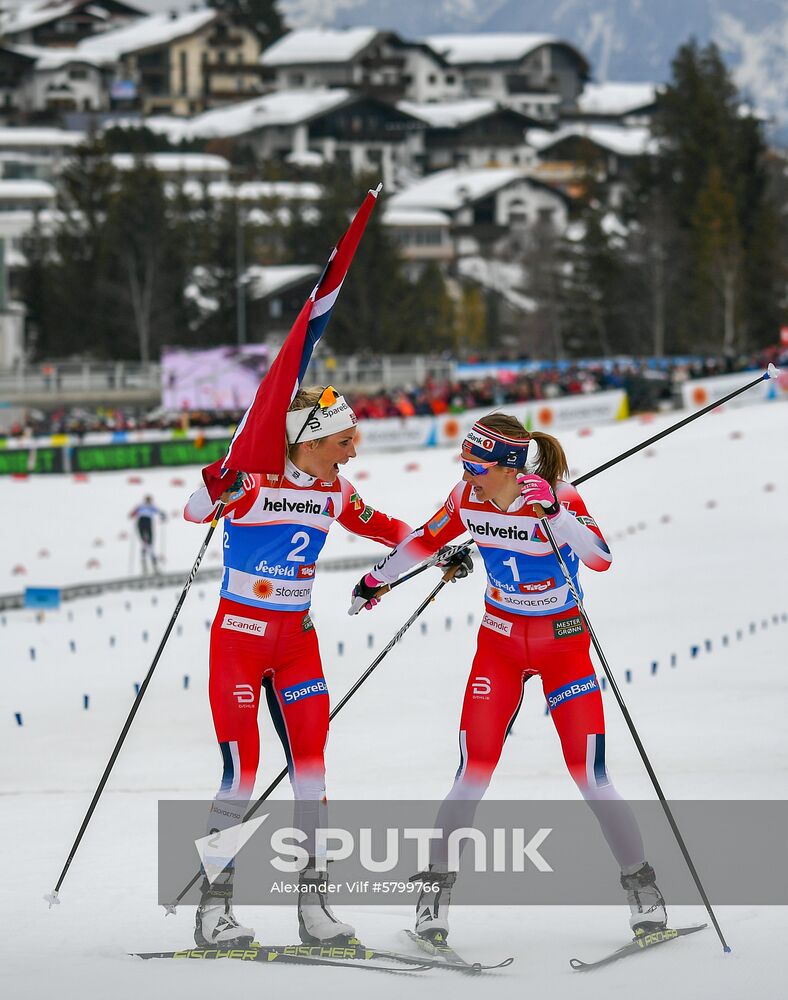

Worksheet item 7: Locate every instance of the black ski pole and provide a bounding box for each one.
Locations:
[573,364,779,488]
[533,504,730,952]
[45,502,226,908]
[371,543,468,598]
[164,547,472,913]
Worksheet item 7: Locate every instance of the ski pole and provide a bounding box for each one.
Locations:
[163,546,472,913]
[573,364,779,488]
[375,543,468,597]
[533,504,731,952]
[45,502,226,908]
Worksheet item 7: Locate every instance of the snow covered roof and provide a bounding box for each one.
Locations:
[0,179,56,199]
[110,152,230,173]
[397,99,500,128]
[1,2,83,37]
[169,88,353,140]
[383,207,451,227]
[0,127,85,148]
[110,89,352,143]
[285,149,324,167]
[457,256,535,313]
[577,83,658,117]
[425,33,558,66]
[176,180,322,202]
[9,42,104,69]
[75,9,217,63]
[389,167,527,212]
[261,27,380,66]
[2,1,145,37]
[528,124,657,157]
[244,264,321,300]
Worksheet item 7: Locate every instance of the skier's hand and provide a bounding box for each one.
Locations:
[348,573,385,615]
[436,545,473,581]
[220,471,249,504]
[516,474,560,517]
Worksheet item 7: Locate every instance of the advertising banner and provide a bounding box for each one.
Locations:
[680,369,787,410]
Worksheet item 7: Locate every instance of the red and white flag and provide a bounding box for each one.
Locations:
[202,185,380,501]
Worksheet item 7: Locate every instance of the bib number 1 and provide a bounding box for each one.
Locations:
[502,555,520,582]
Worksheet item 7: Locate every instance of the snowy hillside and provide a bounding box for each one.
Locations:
[2,396,786,998]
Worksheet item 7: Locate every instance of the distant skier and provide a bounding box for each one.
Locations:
[351,413,668,943]
[129,495,166,575]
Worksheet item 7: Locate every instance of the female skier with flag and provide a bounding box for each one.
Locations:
[350,412,667,943]
[185,385,412,949]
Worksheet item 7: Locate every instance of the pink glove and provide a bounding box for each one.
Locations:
[516,474,560,517]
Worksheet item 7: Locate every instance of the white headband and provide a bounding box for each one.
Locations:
[286,394,357,444]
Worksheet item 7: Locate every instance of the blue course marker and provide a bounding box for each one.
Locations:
[15,712,23,726]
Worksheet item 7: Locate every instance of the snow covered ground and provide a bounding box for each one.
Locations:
[2,397,787,998]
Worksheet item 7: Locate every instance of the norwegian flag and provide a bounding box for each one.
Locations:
[202,185,381,501]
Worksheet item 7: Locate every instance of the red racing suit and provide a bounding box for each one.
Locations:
[370,480,645,868]
[185,459,411,858]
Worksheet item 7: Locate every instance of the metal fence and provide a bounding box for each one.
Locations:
[0,355,456,404]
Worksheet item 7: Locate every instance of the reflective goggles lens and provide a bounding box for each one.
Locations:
[462,458,497,476]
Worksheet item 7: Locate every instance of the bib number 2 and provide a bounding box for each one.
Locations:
[287,531,310,563]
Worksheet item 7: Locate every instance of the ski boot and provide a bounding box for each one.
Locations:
[412,866,457,942]
[297,863,355,944]
[621,861,667,933]
[194,869,255,948]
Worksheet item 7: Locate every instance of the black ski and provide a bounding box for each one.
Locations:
[130,941,430,973]
[402,929,514,972]
[570,923,708,971]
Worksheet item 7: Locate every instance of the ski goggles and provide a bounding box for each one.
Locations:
[461,458,497,476]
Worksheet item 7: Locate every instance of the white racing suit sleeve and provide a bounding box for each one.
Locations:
[547,506,612,571]
[184,485,220,524]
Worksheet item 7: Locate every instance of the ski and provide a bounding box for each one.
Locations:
[569,923,708,971]
[130,941,431,973]
[402,928,514,972]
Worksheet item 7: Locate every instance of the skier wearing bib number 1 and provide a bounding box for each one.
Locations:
[184,385,412,949]
[350,412,668,943]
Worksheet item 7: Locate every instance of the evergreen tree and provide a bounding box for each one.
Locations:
[647,39,782,350]
[107,163,194,361]
[211,0,286,48]
[33,136,117,357]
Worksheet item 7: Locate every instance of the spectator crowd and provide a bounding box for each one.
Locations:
[2,349,782,440]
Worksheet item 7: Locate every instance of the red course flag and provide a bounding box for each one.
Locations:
[202,185,381,501]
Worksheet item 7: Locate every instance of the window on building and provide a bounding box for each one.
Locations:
[289,72,305,86]
[445,74,455,84]
[537,207,555,227]
[69,68,88,81]
[427,74,437,84]
[180,51,187,95]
